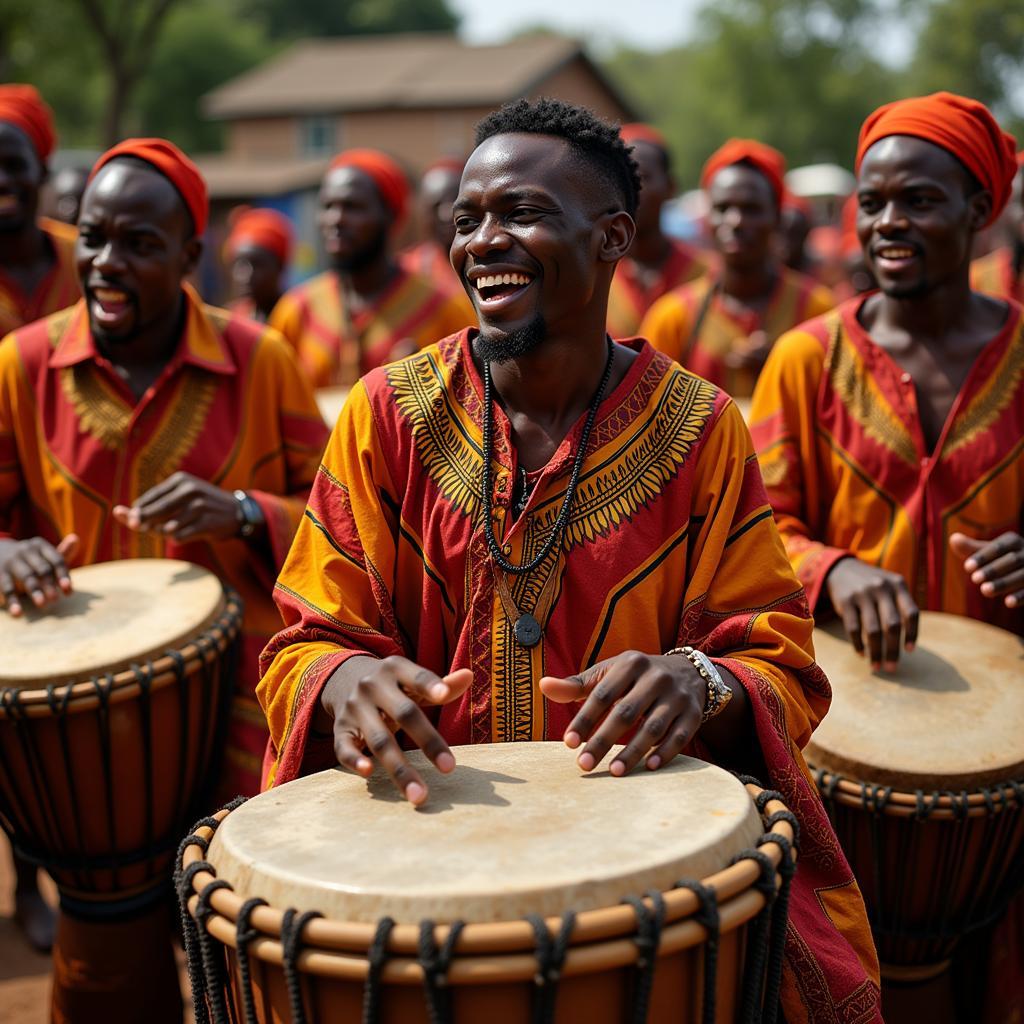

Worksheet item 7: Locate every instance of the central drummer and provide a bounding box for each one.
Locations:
[259,98,883,1022]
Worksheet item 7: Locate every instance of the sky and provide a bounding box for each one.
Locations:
[449,0,704,53]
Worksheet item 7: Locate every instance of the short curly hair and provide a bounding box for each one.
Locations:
[474,97,641,216]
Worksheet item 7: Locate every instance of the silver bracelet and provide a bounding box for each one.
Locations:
[665,645,733,724]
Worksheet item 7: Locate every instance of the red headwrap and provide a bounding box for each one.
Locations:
[90,138,208,236]
[620,123,669,152]
[329,149,410,227]
[701,139,787,206]
[855,92,1018,226]
[226,207,293,265]
[0,85,56,162]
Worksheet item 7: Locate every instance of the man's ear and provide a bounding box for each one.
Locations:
[182,236,204,277]
[599,210,635,264]
[967,189,993,233]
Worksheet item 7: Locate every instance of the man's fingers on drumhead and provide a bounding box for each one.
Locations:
[612,700,674,776]
[566,664,632,752]
[356,707,427,804]
[646,714,697,772]
[894,586,919,650]
[377,687,455,773]
[876,588,902,670]
[386,657,448,703]
[840,604,863,655]
[857,597,882,668]
[334,730,373,776]
[0,570,21,615]
[38,542,71,589]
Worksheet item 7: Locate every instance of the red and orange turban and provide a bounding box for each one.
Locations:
[0,85,56,162]
[855,92,1018,226]
[701,139,787,206]
[90,138,208,236]
[620,123,669,152]
[226,207,293,265]
[329,148,410,226]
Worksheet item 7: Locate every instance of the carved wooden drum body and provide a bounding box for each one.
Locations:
[807,612,1024,976]
[0,558,240,917]
[179,743,798,1024]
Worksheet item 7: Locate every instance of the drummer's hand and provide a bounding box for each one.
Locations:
[0,534,79,617]
[825,556,919,671]
[951,532,1024,609]
[540,651,711,777]
[112,472,246,543]
[320,655,473,806]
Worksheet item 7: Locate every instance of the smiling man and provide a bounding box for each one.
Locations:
[270,148,471,389]
[642,139,834,398]
[258,98,882,1022]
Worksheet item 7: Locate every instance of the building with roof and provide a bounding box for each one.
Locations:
[195,33,636,295]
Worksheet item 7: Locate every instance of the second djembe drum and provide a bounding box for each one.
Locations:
[179,743,798,1024]
[806,612,1024,979]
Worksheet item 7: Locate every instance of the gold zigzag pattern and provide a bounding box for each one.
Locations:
[61,363,131,450]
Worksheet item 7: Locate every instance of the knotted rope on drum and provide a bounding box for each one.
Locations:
[620,891,666,1024]
[236,897,268,1024]
[361,916,396,1024]
[418,918,466,1024]
[281,908,323,1024]
[526,910,577,1024]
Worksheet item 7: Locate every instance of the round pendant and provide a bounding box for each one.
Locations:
[513,613,542,648]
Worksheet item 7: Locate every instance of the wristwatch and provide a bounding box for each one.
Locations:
[665,645,733,724]
[233,489,262,538]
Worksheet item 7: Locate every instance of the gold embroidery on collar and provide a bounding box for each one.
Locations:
[60,363,131,450]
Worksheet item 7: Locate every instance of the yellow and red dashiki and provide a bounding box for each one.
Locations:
[269,265,473,389]
[0,216,79,336]
[749,297,1024,638]
[0,287,329,797]
[259,330,882,1023]
[971,245,1023,303]
[640,268,835,398]
[606,238,709,339]
[399,239,463,294]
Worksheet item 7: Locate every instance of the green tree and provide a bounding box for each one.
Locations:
[239,0,458,38]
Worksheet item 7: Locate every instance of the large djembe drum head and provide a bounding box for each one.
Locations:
[179,744,798,1024]
[0,558,241,913]
[807,612,1024,972]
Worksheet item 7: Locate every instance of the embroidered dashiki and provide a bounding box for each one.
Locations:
[0,286,329,797]
[607,239,709,339]
[258,330,883,1023]
[641,268,835,397]
[0,216,79,336]
[971,245,1023,303]
[749,296,1024,637]
[269,265,473,389]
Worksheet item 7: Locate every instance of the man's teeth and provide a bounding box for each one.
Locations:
[474,272,531,291]
[95,288,128,303]
[879,248,914,259]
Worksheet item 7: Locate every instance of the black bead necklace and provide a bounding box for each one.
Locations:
[481,335,615,578]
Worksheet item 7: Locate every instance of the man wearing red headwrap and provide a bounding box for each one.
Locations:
[0,137,329,1022]
[971,153,1024,302]
[751,92,1023,1021]
[642,138,834,399]
[225,206,294,321]
[270,148,472,391]
[606,124,708,338]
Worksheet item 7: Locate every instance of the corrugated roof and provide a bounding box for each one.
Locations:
[204,33,602,119]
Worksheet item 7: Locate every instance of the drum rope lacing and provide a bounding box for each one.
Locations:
[0,592,242,920]
[177,775,799,1024]
[812,767,1024,952]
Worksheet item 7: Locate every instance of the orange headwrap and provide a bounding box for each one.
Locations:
[329,149,410,226]
[226,207,293,265]
[90,138,208,236]
[620,123,669,152]
[701,139,787,206]
[0,85,56,162]
[855,92,1018,226]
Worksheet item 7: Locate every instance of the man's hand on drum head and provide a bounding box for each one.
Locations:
[320,656,473,806]
[0,534,79,617]
[951,531,1024,609]
[825,557,919,671]
[113,472,247,543]
[540,651,712,777]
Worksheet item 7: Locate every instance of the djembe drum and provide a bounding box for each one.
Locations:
[0,558,241,1020]
[178,743,798,1024]
[806,613,1024,987]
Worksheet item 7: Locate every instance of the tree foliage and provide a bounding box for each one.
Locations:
[237,0,458,39]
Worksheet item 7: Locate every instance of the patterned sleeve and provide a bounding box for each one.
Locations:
[748,323,851,610]
[256,380,406,787]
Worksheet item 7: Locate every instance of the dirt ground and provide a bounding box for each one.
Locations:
[0,834,194,1024]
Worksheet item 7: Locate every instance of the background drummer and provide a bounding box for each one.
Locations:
[258,97,884,1023]
[0,138,329,807]
[749,90,1023,1018]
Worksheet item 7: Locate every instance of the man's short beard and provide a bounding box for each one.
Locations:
[332,226,389,273]
[473,314,547,364]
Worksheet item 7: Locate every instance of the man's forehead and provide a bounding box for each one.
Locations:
[461,134,579,193]
[0,121,37,157]
[321,165,379,200]
[708,164,774,201]
[859,135,964,183]
[84,159,183,219]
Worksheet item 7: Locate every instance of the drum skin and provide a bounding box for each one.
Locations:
[179,746,798,1024]
[807,613,1024,973]
[0,559,241,913]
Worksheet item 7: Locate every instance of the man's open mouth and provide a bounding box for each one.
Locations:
[472,271,534,306]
